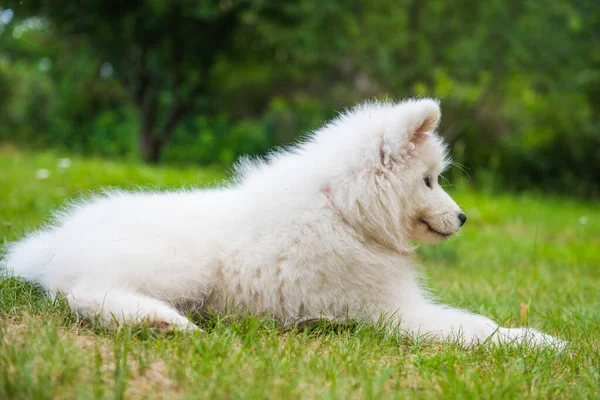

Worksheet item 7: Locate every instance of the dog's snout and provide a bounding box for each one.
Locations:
[458,212,467,227]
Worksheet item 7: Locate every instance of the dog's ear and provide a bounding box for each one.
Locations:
[405,98,441,144]
[380,98,441,167]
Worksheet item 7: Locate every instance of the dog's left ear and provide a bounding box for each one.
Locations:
[404,98,441,144]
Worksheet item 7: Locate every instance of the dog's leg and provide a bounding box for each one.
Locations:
[388,300,563,348]
[65,285,199,331]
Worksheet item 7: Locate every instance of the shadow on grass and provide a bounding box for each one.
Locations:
[0,275,75,325]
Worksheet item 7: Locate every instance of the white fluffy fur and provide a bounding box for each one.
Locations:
[5,99,563,347]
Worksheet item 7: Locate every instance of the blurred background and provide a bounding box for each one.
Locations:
[0,0,598,197]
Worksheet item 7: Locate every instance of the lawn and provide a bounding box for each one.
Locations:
[1,147,599,399]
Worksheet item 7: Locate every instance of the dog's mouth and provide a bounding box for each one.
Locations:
[419,219,453,238]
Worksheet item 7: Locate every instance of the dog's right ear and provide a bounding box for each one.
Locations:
[380,98,441,167]
[404,98,441,145]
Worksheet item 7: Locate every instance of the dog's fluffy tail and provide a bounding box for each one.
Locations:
[3,230,55,283]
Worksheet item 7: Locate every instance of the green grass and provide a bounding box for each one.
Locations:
[1,147,599,399]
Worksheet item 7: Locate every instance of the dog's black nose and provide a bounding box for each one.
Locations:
[458,212,467,227]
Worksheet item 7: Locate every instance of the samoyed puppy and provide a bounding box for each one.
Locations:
[4,99,563,347]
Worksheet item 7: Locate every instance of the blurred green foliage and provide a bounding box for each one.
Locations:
[0,1,598,196]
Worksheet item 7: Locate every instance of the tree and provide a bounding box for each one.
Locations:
[7,0,250,162]
[3,0,599,195]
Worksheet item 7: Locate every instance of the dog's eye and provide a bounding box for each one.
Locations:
[424,176,432,188]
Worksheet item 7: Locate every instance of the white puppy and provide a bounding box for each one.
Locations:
[5,99,562,347]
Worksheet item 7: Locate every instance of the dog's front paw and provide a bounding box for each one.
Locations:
[495,327,567,350]
[148,314,203,333]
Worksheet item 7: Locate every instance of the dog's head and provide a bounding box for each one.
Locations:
[322,98,466,252]
[381,99,466,246]
[379,99,466,245]
[402,123,465,245]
